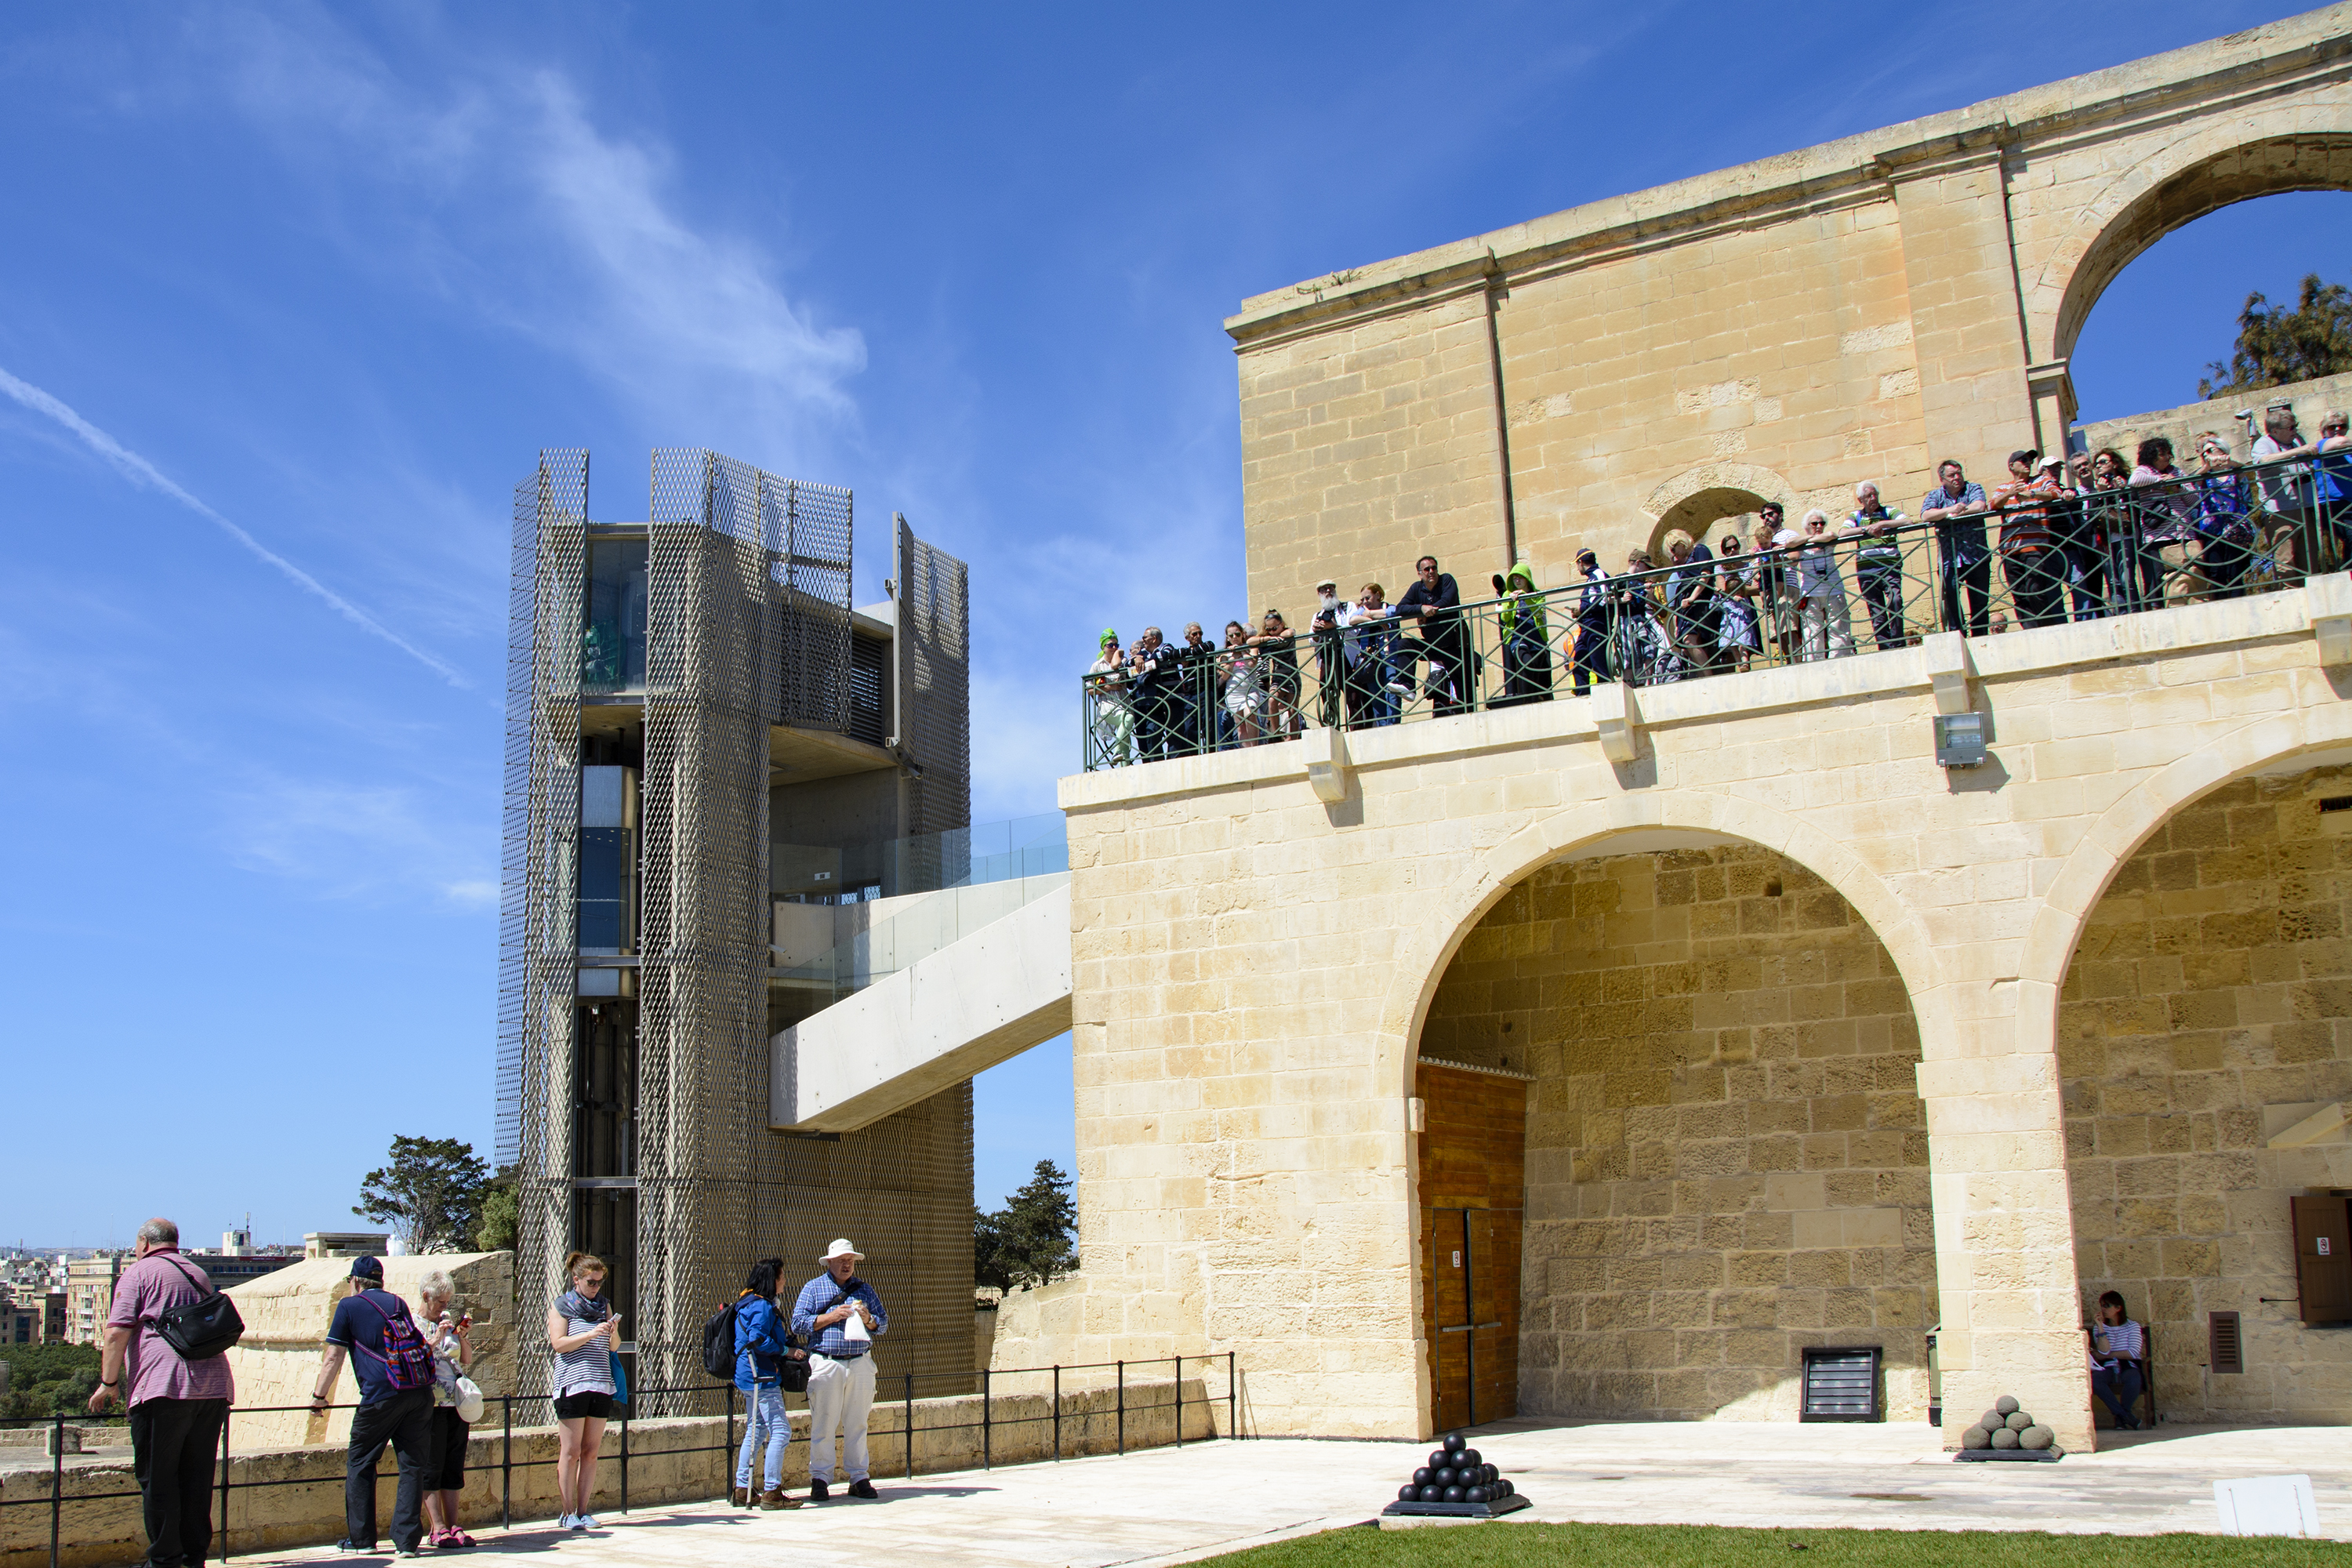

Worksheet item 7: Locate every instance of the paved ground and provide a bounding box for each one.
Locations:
[223,1421,2352,1567]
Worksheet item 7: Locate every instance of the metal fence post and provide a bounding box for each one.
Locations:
[980,1368,990,1470]
[1051,1366,1060,1461]
[619,1397,630,1515]
[217,1404,233,1563]
[499,1396,512,1531]
[1116,1361,1123,1457]
[903,1374,914,1482]
[49,1410,64,1568]
[1174,1356,1183,1450]
[1229,1351,1236,1440]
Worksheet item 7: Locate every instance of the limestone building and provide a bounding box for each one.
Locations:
[984,6,2352,1450]
[499,449,978,1403]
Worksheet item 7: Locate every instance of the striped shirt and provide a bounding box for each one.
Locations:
[551,1291,615,1397]
[2095,1319,2145,1365]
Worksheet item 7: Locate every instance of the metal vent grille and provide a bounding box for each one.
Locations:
[1799,1345,1882,1421]
[2209,1310,2244,1374]
[848,634,887,746]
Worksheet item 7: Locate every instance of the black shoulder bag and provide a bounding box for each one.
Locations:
[156,1255,245,1361]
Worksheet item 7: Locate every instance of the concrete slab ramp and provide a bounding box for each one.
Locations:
[772,881,1072,1132]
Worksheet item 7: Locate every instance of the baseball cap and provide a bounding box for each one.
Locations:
[349,1256,383,1281]
[2009,448,2042,467]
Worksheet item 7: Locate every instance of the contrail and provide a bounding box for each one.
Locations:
[0,366,470,688]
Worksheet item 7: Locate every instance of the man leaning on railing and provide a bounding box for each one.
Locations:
[1922,460,1992,638]
[1846,484,1912,651]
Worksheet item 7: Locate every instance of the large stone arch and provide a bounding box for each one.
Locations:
[1379,789,1937,1109]
[2023,122,2352,368]
[2019,699,2352,1048]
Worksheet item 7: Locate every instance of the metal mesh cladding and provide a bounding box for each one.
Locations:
[894,514,972,847]
[503,449,590,1403]
[504,448,974,1414]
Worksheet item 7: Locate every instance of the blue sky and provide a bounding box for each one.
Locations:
[3,1,2343,1247]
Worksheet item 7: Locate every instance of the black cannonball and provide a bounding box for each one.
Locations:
[1418,1485,1442,1503]
[1459,1447,1481,1468]
[1443,1486,1466,1504]
[1465,1486,1490,1504]
[1497,1479,1514,1498]
[1413,1467,1432,1486]
[1439,1468,1460,1487]
[1398,1484,1417,1502]
[1482,1464,1498,1485]
[1428,1449,1450,1470]
[1443,1433,1467,1454]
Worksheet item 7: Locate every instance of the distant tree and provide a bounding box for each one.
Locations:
[973,1160,1077,1291]
[356,1136,490,1254]
[2201,273,2352,399]
[472,1165,520,1254]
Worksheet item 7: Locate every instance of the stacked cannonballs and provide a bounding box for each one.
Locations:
[1397,1432,1516,1505]
[1960,1395,2056,1451]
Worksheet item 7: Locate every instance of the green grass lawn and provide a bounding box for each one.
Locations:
[1199,1522,2343,1567]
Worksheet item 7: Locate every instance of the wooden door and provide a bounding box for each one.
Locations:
[1415,1061,1526,1431]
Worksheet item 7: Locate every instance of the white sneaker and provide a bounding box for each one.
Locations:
[556,1515,575,1531]
[575,1515,598,1531]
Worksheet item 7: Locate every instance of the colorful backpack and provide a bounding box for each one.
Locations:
[353,1290,437,1393]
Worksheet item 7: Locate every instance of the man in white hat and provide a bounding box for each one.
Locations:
[789,1240,887,1500]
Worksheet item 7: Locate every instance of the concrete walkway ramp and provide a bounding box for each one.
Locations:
[771,881,1072,1132]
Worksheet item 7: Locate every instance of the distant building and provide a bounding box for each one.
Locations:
[64,1254,127,1345]
[190,1249,300,1289]
[303,1232,388,1260]
[3,1296,35,1345]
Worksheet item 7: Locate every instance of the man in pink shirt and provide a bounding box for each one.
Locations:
[87,1218,234,1568]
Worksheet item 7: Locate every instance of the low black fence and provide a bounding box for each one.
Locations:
[1080,450,2352,769]
[2,1352,1237,1568]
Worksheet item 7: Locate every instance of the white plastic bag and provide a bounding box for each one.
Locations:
[842,1305,872,1345]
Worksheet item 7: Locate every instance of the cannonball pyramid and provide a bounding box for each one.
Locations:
[1379,1432,1533,1517]
[1954,1394,2064,1462]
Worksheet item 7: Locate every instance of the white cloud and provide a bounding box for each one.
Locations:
[221,774,496,910]
[202,9,865,464]
[0,365,471,688]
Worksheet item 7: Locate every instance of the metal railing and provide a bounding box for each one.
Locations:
[2,1352,1236,1568]
[1080,452,2352,770]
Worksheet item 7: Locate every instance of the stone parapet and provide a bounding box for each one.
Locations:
[0,1379,1219,1568]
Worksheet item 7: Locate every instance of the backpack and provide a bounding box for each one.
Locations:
[155,1255,245,1362]
[351,1290,436,1392]
[702,1300,740,1381]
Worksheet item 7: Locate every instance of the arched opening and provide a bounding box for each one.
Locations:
[1414,840,1932,1427]
[2050,136,2352,374]
[2056,760,2352,1429]
[1650,487,1773,564]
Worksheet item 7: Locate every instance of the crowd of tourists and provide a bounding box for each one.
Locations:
[1085,413,2352,763]
[85,1218,893,1567]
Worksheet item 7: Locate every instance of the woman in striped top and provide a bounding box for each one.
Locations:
[2089,1290,2147,1431]
[546,1252,622,1530]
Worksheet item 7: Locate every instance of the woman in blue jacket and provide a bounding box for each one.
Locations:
[731,1258,808,1508]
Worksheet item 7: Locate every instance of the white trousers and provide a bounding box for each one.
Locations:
[805,1352,877,1482]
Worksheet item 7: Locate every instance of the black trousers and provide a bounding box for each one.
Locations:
[346,1388,436,1551]
[132,1397,227,1568]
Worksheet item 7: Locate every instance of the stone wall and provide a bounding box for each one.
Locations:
[220,1254,515,1453]
[1223,9,2352,637]
[2060,763,2352,1425]
[1423,850,1933,1421]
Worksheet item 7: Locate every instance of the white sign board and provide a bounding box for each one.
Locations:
[2213,1475,2320,1537]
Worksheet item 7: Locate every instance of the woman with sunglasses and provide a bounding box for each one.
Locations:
[2190,432,2256,600]
[547,1252,622,1531]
